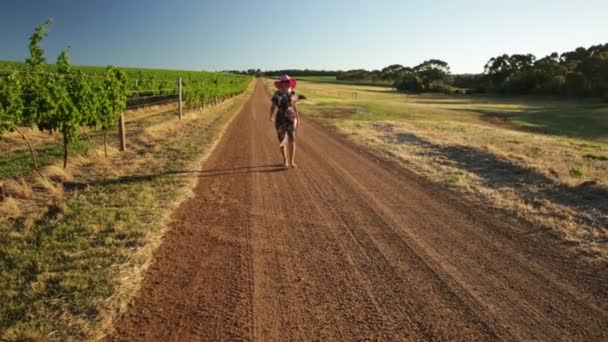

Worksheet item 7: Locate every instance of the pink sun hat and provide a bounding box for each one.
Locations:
[274,74,297,89]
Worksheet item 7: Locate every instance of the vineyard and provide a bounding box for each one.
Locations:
[0,19,253,340]
[0,19,251,171]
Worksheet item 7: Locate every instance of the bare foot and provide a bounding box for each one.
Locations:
[284,162,290,168]
[290,163,298,168]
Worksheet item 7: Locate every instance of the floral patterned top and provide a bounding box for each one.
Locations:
[271,90,298,124]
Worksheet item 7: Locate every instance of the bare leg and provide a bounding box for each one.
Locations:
[280,146,288,167]
[289,142,297,168]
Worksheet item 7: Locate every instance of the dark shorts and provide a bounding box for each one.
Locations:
[275,119,296,145]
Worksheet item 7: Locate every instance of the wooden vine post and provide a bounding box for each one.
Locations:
[178,77,183,119]
[119,112,126,151]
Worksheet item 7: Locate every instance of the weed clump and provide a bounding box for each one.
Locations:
[569,166,585,179]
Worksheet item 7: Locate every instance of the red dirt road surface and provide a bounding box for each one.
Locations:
[109,80,608,341]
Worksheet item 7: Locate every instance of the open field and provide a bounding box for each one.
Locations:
[288,79,608,258]
[297,75,392,87]
[0,81,255,340]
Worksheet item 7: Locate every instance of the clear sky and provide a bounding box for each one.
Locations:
[1,0,606,74]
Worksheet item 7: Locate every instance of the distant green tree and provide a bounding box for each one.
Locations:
[370,69,383,82]
[337,69,367,81]
[484,54,535,91]
[484,54,512,87]
[394,73,423,93]
[381,64,409,82]
[508,54,536,71]
[576,48,608,98]
[564,72,590,97]
[560,47,590,67]
[413,59,453,91]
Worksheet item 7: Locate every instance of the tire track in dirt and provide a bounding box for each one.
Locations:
[109,80,608,341]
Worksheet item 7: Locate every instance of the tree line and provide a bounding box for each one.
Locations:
[479,44,608,99]
[338,43,608,100]
[242,43,608,100]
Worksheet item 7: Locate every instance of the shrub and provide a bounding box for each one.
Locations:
[569,166,585,178]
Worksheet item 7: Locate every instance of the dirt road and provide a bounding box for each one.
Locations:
[109,80,608,341]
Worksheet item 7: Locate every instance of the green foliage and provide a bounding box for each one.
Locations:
[564,72,588,97]
[54,49,80,139]
[381,64,410,82]
[0,71,24,133]
[395,73,423,93]
[99,66,128,131]
[71,70,101,128]
[183,73,251,109]
[414,59,453,88]
[54,49,84,167]
[539,75,566,94]
[22,20,55,129]
[56,48,71,74]
[480,43,608,98]
[569,166,585,178]
[393,59,453,94]
[25,18,52,70]
[311,42,608,99]
[449,171,464,184]
[483,54,536,89]
[337,69,390,83]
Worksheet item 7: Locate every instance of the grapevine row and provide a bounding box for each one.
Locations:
[0,19,251,172]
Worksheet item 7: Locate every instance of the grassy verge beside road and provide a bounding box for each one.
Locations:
[0,81,254,341]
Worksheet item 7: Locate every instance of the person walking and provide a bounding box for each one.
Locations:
[270,74,300,168]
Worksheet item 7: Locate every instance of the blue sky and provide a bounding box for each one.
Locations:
[1,0,606,73]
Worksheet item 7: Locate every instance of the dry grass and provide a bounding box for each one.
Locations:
[42,165,73,183]
[0,197,22,219]
[0,174,67,228]
[0,127,61,154]
[124,102,179,123]
[34,175,65,203]
[3,178,33,199]
[295,79,608,260]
